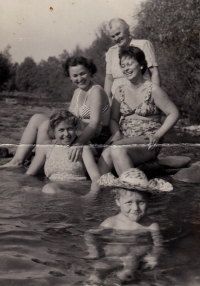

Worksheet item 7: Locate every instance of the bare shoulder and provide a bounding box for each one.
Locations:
[140,215,158,228]
[91,85,105,95]
[90,85,108,104]
[152,83,164,93]
[151,83,168,99]
[148,221,160,231]
[71,88,80,100]
[100,215,117,228]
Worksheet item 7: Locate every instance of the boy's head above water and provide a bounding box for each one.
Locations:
[113,188,150,222]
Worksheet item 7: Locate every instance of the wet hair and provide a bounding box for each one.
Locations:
[119,46,148,75]
[47,110,78,137]
[108,18,130,34]
[63,56,97,77]
[112,188,150,200]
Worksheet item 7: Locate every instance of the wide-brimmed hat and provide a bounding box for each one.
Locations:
[97,168,173,193]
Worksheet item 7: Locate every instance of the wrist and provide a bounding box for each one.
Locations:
[154,133,161,140]
[73,142,83,146]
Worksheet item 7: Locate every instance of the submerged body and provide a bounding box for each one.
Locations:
[26,111,100,195]
[85,189,162,284]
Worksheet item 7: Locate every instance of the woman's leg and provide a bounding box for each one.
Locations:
[98,146,114,175]
[1,114,49,167]
[110,145,156,176]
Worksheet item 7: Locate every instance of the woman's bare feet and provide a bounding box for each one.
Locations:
[0,158,23,168]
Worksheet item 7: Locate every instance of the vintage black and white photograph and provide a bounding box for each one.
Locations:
[0,0,200,285]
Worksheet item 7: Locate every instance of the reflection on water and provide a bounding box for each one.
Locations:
[0,161,200,285]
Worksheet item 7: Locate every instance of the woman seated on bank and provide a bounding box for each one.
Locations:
[98,46,179,175]
[1,56,110,168]
[26,110,100,195]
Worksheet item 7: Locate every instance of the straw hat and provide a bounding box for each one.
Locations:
[97,168,173,193]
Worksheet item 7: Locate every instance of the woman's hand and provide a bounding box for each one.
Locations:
[69,143,83,162]
[142,253,158,270]
[106,132,122,145]
[148,134,160,151]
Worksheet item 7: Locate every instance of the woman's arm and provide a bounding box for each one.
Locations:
[69,87,104,161]
[82,147,101,195]
[26,144,47,175]
[74,87,105,145]
[106,90,122,144]
[104,74,114,104]
[149,66,160,86]
[143,223,163,269]
[142,40,160,86]
[152,86,180,141]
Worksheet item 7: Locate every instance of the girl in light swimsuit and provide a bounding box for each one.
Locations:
[1,56,110,168]
[99,46,179,176]
[26,110,101,195]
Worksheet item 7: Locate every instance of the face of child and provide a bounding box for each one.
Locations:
[116,190,148,222]
[69,64,91,90]
[54,121,76,145]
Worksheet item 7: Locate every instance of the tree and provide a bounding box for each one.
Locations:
[133,0,200,122]
[0,46,13,90]
[16,57,37,92]
[84,23,112,86]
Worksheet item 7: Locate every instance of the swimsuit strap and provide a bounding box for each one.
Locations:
[144,83,154,102]
[118,85,125,102]
[46,140,57,159]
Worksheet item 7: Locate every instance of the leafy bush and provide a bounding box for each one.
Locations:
[133,0,200,123]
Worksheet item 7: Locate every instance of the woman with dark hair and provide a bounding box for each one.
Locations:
[1,56,110,168]
[99,46,179,175]
[65,56,110,159]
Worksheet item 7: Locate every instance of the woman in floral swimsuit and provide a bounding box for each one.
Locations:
[99,46,179,176]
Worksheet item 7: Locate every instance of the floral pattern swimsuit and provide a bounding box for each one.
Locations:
[119,82,162,141]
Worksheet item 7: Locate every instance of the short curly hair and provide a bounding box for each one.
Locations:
[119,46,148,75]
[47,110,78,138]
[63,56,97,77]
[108,18,130,34]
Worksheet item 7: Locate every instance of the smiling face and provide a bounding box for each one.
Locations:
[54,121,76,145]
[109,24,130,48]
[69,65,91,90]
[116,190,148,222]
[120,56,142,81]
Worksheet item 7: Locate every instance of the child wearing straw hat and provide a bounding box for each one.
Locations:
[85,168,173,285]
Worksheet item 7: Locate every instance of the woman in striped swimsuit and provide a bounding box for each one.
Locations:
[1,56,110,168]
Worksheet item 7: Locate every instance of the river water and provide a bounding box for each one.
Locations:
[1,155,200,285]
[1,99,200,285]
